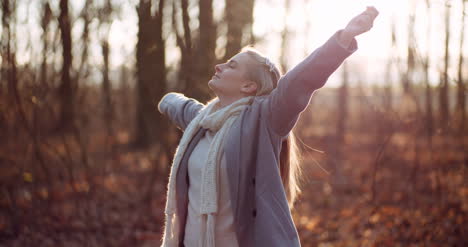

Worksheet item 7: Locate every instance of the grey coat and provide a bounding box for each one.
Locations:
[158,30,357,247]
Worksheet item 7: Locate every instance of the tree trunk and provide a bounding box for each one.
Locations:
[101,40,113,134]
[77,0,92,79]
[404,2,416,95]
[337,62,348,144]
[41,2,52,87]
[135,0,167,147]
[456,0,466,134]
[119,65,131,130]
[193,0,217,102]
[383,19,398,113]
[99,1,114,135]
[279,0,291,73]
[440,1,451,130]
[328,62,349,188]
[223,0,255,61]
[58,0,74,130]
[172,0,193,93]
[424,0,434,139]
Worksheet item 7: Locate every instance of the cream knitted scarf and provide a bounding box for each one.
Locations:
[161,95,255,247]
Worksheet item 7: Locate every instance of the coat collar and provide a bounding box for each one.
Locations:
[224,116,241,219]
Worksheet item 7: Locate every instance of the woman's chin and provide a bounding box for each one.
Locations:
[208,81,217,91]
[208,79,225,95]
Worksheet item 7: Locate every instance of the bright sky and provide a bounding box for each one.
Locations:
[9,0,466,88]
[250,0,463,87]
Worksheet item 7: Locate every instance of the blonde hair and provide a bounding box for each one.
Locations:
[240,46,304,210]
[240,47,281,96]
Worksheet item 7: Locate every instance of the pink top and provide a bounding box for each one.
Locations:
[184,130,239,247]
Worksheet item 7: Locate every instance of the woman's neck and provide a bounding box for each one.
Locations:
[217,95,244,109]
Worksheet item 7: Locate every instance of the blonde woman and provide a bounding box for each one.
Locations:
[157,6,379,247]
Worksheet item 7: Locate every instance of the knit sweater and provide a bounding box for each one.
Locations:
[183,129,239,247]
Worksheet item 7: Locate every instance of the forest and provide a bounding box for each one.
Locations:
[0,0,466,246]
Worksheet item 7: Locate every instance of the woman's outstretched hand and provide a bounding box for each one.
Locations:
[338,6,379,48]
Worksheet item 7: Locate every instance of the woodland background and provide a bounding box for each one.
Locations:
[0,0,467,246]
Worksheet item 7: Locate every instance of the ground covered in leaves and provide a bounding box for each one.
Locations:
[1,130,466,247]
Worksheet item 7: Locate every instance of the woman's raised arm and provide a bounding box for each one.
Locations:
[158,93,205,131]
[263,7,379,137]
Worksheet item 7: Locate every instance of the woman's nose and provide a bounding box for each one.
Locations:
[215,64,222,73]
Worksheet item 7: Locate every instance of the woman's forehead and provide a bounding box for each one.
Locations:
[229,52,252,65]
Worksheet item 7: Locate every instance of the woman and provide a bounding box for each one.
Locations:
[158,6,379,247]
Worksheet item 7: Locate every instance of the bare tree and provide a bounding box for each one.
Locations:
[404,1,417,95]
[57,0,74,130]
[99,0,114,134]
[77,0,92,80]
[337,62,349,144]
[193,0,217,102]
[279,0,291,73]
[40,1,52,87]
[1,0,20,236]
[330,61,350,187]
[423,0,434,139]
[119,64,131,130]
[456,0,466,134]
[135,0,167,147]
[383,17,399,113]
[102,40,112,132]
[172,0,193,93]
[440,0,451,130]
[223,0,255,61]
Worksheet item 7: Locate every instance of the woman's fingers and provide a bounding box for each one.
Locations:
[345,6,378,36]
[366,6,379,21]
[361,15,371,24]
[356,15,372,30]
[359,6,378,30]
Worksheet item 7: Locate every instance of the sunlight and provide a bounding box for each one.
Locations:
[251,0,457,87]
[12,0,464,88]
[253,0,410,60]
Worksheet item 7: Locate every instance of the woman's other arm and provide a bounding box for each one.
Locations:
[265,7,379,137]
[157,93,205,131]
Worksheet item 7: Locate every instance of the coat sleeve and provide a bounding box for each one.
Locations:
[263,29,358,137]
[157,92,205,131]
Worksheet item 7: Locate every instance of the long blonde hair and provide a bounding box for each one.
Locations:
[240,46,304,210]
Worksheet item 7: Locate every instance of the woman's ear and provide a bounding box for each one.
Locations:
[240,81,258,95]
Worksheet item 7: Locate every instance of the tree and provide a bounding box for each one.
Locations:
[172,0,193,93]
[440,0,451,130]
[192,0,217,102]
[382,20,395,112]
[223,0,255,61]
[456,0,466,134]
[337,62,349,144]
[279,0,291,73]
[172,0,218,102]
[40,1,52,87]
[57,0,74,130]
[404,1,417,95]
[331,61,349,187]
[77,0,92,80]
[135,0,167,147]
[98,0,115,134]
[423,0,434,139]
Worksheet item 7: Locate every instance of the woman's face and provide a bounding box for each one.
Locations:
[208,52,257,98]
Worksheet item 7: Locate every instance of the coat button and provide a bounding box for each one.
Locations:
[252,209,257,217]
